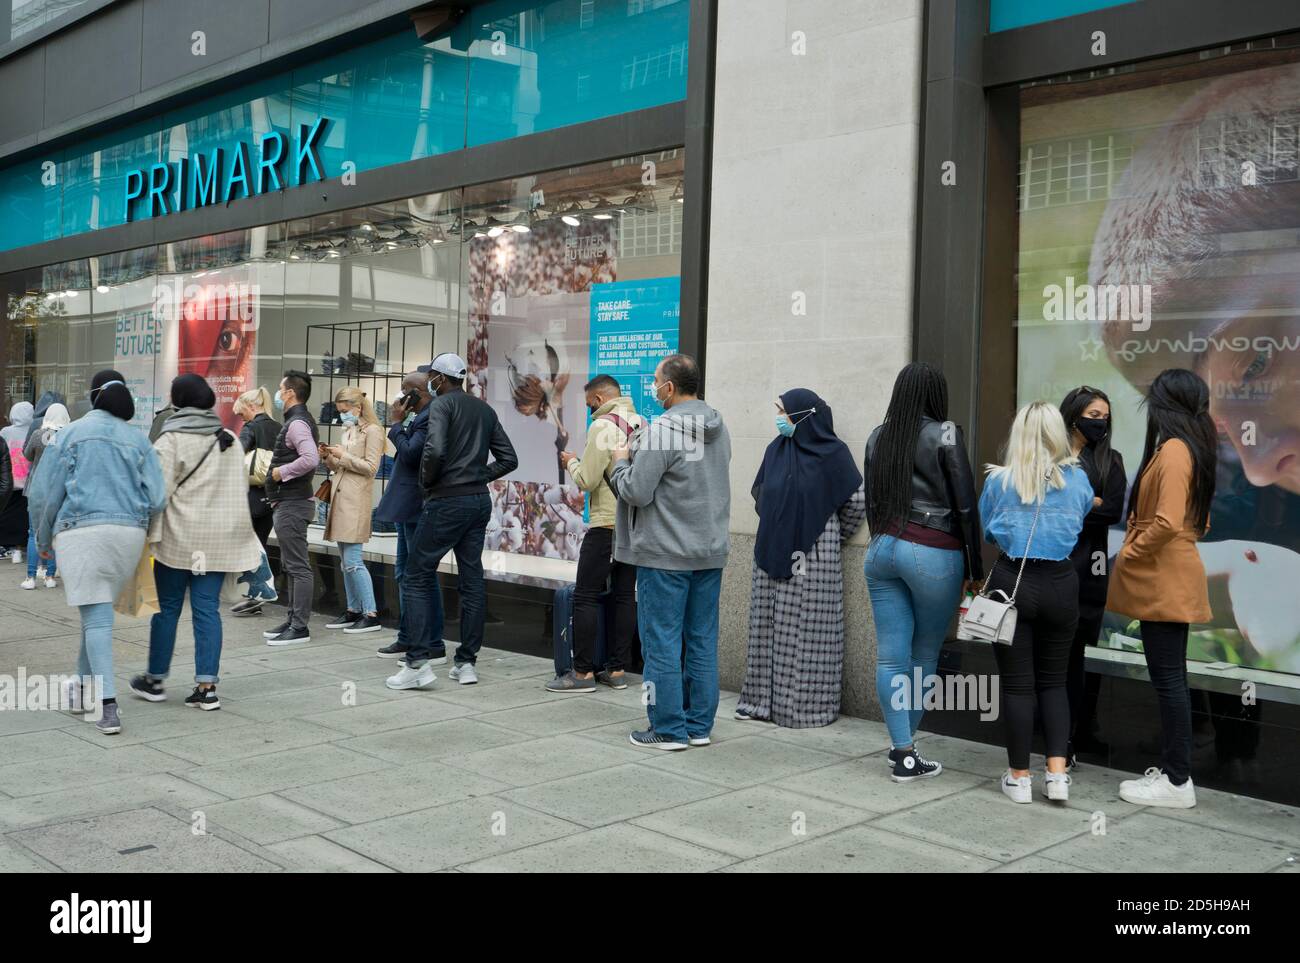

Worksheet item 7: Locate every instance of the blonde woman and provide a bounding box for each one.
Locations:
[320,386,385,633]
[231,386,281,616]
[977,402,1093,804]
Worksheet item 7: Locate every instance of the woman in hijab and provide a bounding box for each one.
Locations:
[736,388,866,728]
[129,374,260,711]
[21,402,70,588]
[27,370,166,735]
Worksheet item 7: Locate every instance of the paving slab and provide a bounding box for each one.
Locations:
[458,823,737,873]
[720,822,1000,873]
[279,760,509,824]
[501,762,729,828]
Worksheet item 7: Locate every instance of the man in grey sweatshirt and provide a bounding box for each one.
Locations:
[609,353,731,750]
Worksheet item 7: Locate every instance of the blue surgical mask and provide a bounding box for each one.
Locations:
[272,393,285,411]
[775,415,795,437]
[340,412,358,426]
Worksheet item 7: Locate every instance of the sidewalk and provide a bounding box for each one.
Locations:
[0,577,1296,873]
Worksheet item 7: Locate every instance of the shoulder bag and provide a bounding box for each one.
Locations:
[956,490,1045,645]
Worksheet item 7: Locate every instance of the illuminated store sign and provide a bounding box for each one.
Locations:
[124,119,329,222]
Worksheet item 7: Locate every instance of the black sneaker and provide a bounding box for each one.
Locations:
[128,675,166,702]
[184,687,221,710]
[376,639,410,659]
[231,597,264,616]
[886,746,905,769]
[267,625,311,646]
[890,748,942,782]
[628,729,688,751]
[343,614,383,634]
[263,619,292,639]
[325,610,362,629]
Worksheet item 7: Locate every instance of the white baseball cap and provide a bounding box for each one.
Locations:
[424,352,468,379]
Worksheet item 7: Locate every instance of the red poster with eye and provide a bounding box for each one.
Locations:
[176,278,258,431]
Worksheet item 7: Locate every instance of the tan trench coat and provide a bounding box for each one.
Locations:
[1106,438,1212,624]
[323,421,383,544]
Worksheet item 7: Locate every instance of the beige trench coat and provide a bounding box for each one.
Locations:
[323,421,383,544]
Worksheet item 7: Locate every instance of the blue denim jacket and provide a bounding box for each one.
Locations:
[979,464,1093,561]
[28,410,166,554]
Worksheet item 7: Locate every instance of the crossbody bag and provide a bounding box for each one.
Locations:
[956,490,1045,645]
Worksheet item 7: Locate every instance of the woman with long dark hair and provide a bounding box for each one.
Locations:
[1108,368,1217,809]
[1058,386,1127,764]
[736,388,865,728]
[864,362,983,781]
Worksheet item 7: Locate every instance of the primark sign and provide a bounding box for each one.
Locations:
[124,118,329,222]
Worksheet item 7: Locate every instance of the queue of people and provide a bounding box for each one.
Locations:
[1,352,1219,810]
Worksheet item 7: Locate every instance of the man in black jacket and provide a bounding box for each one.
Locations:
[386,353,517,691]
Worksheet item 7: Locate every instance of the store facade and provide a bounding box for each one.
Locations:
[3,0,1297,807]
[0,0,713,627]
[917,0,1300,804]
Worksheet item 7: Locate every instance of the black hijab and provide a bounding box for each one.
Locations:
[90,369,134,421]
[752,388,863,580]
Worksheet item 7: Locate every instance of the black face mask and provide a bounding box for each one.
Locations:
[1077,416,1109,445]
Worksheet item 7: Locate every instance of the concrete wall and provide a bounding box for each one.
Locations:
[705,0,925,720]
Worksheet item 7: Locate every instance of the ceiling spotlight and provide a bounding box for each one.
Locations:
[593,213,613,220]
[96,284,109,294]
[360,223,374,232]
[65,290,77,297]
[488,226,505,237]
[290,253,301,260]
[511,223,530,233]
[45,292,58,301]
[562,214,580,227]
[327,250,341,257]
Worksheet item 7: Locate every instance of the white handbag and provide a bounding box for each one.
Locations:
[956,492,1045,645]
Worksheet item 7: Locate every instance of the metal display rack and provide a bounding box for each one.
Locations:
[305,318,436,531]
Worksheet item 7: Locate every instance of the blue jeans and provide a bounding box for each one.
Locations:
[339,542,377,614]
[864,535,964,747]
[76,602,116,701]
[394,520,444,655]
[637,566,722,743]
[147,561,225,684]
[402,494,490,666]
[27,528,55,577]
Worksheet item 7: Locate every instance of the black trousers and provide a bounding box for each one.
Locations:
[573,526,636,674]
[1066,607,1105,745]
[987,556,1078,771]
[1140,620,1193,786]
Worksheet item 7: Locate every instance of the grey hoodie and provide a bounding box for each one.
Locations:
[608,398,731,571]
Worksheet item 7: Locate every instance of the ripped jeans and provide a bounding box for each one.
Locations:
[339,542,377,615]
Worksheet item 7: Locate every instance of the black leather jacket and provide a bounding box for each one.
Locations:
[864,418,984,580]
[420,389,519,499]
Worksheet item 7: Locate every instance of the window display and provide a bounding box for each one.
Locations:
[0,150,685,566]
[1017,49,1300,674]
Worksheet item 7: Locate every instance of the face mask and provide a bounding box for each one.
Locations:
[775,415,795,437]
[427,375,443,395]
[652,381,669,406]
[1077,416,1109,445]
[273,393,285,411]
[340,412,358,426]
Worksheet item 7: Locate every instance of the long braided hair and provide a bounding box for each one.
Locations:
[867,362,949,534]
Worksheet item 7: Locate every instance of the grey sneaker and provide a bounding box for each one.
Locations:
[96,702,122,735]
[546,671,597,694]
[595,670,628,690]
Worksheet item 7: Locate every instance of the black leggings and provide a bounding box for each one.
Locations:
[986,556,1079,770]
[1066,607,1104,744]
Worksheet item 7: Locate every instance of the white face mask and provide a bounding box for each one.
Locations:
[652,381,670,405]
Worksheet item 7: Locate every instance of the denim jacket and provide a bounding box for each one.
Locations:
[979,464,1093,561]
[28,409,166,554]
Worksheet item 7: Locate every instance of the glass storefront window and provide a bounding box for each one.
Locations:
[0,149,685,564]
[1016,47,1300,675]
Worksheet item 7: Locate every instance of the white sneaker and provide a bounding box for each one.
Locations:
[20,577,36,590]
[9,549,21,565]
[1001,770,1033,804]
[44,576,57,589]
[448,663,478,685]
[35,566,46,579]
[1119,767,1196,809]
[386,664,436,690]
[1044,770,1071,801]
